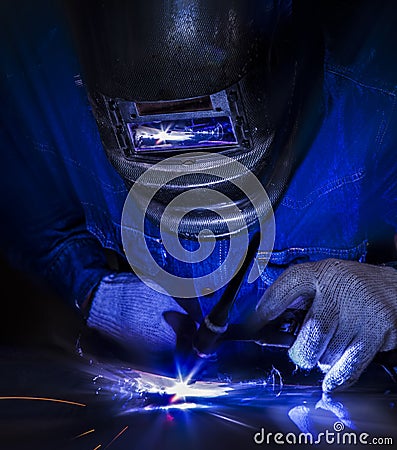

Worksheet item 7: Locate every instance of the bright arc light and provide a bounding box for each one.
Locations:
[164,379,232,401]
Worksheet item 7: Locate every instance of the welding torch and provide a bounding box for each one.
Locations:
[191,231,305,360]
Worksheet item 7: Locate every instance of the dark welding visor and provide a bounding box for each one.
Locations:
[64,0,292,102]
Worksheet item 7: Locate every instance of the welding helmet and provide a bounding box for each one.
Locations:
[65,0,323,239]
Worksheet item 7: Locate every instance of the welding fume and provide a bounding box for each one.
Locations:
[1,0,397,394]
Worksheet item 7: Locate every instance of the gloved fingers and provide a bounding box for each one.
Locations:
[131,298,190,352]
[255,263,317,323]
[288,302,338,369]
[288,295,313,311]
[322,334,384,392]
[88,272,191,354]
[317,325,357,371]
[163,311,197,353]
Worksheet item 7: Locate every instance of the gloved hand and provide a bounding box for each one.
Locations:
[255,259,397,392]
[86,272,190,356]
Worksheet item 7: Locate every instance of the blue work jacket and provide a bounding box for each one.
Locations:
[1,2,396,323]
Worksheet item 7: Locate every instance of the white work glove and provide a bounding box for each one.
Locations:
[87,272,190,356]
[255,259,397,392]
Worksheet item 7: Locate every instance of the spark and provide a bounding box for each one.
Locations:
[104,425,129,449]
[207,411,256,429]
[0,396,86,407]
[93,445,102,450]
[72,428,95,439]
[177,362,202,386]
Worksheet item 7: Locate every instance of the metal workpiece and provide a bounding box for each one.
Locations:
[1,345,396,450]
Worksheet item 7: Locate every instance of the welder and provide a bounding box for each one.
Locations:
[0,0,396,393]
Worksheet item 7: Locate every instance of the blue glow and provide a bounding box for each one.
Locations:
[129,116,237,152]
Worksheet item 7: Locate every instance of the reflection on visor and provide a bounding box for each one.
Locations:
[128,117,237,152]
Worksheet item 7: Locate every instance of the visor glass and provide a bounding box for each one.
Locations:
[128,117,237,152]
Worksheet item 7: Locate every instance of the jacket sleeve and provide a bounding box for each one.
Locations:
[0,0,114,310]
[0,126,112,309]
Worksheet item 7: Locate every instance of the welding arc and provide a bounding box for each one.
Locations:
[192,231,261,358]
